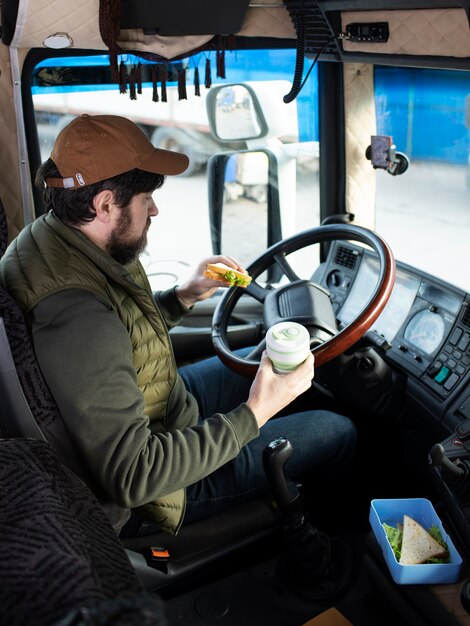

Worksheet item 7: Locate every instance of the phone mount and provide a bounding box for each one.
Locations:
[386,150,410,176]
[366,135,409,176]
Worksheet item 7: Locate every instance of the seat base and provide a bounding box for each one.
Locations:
[121,498,278,594]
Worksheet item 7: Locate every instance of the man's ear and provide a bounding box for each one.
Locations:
[92,189,117,224]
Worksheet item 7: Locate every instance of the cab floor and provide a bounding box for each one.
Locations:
[163,533,401,626]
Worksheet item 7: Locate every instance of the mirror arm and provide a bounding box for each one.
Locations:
[207,153,232,255]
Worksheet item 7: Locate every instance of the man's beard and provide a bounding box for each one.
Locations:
[107,210,151,265]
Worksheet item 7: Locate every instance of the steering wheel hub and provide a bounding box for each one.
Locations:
[263,280,337,342]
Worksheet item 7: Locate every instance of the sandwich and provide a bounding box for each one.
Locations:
[399,515,448,564]
[383,514,449,565]
[204,262,252,288]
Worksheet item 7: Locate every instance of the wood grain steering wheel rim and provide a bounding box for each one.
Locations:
[211,224,396,377]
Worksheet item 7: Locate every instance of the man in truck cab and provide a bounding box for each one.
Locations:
[0,113,356,538]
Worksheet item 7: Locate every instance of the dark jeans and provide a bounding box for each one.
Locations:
[179,351,357,524]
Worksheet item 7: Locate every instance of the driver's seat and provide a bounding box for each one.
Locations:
[0,199,278,594]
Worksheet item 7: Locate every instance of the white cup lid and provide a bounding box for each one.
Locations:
[266,322,310,354]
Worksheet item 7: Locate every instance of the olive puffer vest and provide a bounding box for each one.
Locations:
[0,212,186,533]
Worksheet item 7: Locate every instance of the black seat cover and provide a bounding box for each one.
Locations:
[0,203,94,479]
[0,438,167,626]
[0,199,61,433]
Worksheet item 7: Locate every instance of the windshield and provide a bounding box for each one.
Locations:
[374,65,470,292]
[31,49,320,289]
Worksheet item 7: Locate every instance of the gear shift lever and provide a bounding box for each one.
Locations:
[262,437,304,530]
[263,437,352,601]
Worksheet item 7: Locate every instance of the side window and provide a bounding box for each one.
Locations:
[374,66,470,290]
[31,51,320,288]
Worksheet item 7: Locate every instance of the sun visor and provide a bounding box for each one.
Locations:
[120,0,251,36]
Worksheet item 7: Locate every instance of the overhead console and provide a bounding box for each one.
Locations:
[314,241,470,406]
[284,1,470,71]
[338,4,470,66]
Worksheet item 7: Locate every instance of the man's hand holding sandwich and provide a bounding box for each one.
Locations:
[176,256,251,308]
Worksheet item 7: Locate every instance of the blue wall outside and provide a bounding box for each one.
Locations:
[375,66,470,165]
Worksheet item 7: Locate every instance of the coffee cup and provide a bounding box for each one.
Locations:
[266,322,310,374]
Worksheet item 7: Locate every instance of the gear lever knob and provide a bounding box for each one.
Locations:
[263,437,294,505]
[263,437,304,529]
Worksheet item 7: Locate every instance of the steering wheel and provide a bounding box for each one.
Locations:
[211,224,396,377]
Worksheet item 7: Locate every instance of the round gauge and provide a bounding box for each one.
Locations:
[403,309,445,355]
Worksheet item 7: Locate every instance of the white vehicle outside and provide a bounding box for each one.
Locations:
[33,86,225,174]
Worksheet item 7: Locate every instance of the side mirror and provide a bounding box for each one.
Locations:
[206,83,268,142]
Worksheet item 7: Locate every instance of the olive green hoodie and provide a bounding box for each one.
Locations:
[0,212,259,534]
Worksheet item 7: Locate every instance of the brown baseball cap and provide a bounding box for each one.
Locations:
[45,114,189,189]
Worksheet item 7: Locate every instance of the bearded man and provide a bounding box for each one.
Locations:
[0,114,356,538]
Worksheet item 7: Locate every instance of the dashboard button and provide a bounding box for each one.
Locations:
[458,334,470,352]
[439,353,448,363]
[449,328,463,345]
[428,361,442,376]
[444,344,453,354]
[463,356,470,366]
[448,358,457,369]
[456,365,466,376]
[453,350,463,360]
[434,365,451,384]
[444,373,460,391]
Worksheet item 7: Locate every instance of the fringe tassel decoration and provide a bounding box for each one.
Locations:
[216,49,225,79]
[227,33,237,52]
[216,38,226,79]
[136,62,142,95]
[152,65,159,102]
[194,66,200,97]
[129,66,137,100]
[177,68,187,100]
[99,0,122,84]
[204,57,211,89]
[119,60,127,94]
[161,65,167,102]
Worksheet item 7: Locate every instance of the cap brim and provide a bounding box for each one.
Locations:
[140,148,189,176]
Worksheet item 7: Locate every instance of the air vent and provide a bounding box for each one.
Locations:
[334,246,358,270]
[283,1,341,58]
[462,304,470,329]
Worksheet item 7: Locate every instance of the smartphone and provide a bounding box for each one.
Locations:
[369,135,394,169]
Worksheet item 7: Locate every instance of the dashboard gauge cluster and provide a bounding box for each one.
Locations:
[403,308,445,355]
[315,241,470,401]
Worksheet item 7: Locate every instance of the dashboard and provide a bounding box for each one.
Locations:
[315,241,470,416]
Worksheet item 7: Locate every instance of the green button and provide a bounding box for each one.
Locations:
[434,365,450,384]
